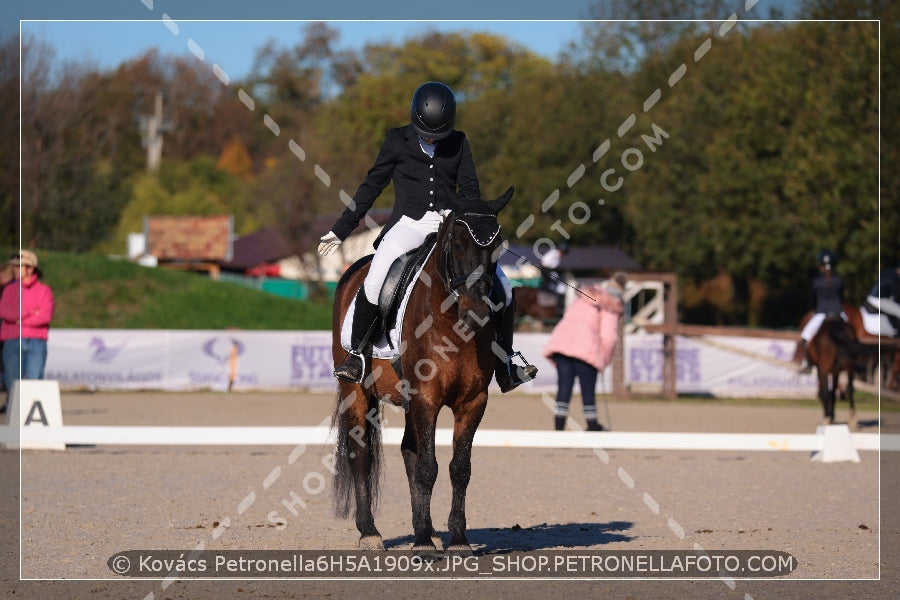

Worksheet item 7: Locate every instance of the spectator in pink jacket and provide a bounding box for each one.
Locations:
[0,250,54,411]
[543,272,626,431]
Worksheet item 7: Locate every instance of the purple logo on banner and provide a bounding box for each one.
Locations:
[89,337,126,364]
[630,348,701,383]
[291,344,333,384]
[203,337,245,364]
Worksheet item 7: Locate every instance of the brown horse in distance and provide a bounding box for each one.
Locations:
[513,286,560,328]
[804,314,867,427]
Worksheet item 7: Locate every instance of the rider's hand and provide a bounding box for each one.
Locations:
[318,231,342,256]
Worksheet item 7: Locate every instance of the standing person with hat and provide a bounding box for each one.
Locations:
[0,250,55,411]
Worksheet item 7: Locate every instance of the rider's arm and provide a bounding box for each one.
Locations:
[330,130,399,241]
[455,134,480,200]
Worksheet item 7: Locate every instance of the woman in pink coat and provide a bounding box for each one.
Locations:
[0,250,54,410]
[543,273,626,431]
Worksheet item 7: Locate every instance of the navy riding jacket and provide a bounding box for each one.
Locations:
[811,272,844,314]
[329,124,481,247]
[869,268,900,301]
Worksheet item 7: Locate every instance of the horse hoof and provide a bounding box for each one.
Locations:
[359,535,385,551]
[431,533,444,551]
[411,545,442,560]
[446,544,473,556]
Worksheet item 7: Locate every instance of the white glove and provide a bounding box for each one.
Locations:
[318,231,342,256]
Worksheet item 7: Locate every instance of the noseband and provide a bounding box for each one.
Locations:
[440,212,501,301]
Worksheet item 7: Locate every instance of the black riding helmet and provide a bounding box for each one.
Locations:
[818,249,836,269]
[410,81,456,141]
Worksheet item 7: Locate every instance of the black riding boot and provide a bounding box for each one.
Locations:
[334,289,382,383]
[493,297,538,393]
[797,340,812,374]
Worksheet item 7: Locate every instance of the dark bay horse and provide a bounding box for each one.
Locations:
[330,188,513,553]
[803,314,866,427]
[841,303,900,391]
[513,286,560,328]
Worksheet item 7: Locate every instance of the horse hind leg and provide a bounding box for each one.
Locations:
[332,387,384,550]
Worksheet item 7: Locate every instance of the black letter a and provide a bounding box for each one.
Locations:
[24,400,49,426]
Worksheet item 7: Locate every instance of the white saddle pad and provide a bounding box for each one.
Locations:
[340,247,435,359]
[861,307,897,337]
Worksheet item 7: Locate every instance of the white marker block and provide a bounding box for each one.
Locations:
[4,380,65,450]
[810,424,860,463]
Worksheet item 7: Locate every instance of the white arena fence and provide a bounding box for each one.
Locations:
[0,424,895,455]
[42,329,824,398]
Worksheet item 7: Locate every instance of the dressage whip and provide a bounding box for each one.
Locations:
[501,246,600,302]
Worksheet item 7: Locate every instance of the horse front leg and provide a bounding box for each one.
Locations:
[818,371,835,425]
[846,370,858,430]
[405,406,440,552]
[401,412,443,550]
[446,394,488,554]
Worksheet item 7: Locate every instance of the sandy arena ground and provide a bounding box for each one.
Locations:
[1,390,897,600]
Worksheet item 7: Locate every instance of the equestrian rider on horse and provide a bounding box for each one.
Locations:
[798,249,845,373]
[318,81,537,392]
[865,261,900,336]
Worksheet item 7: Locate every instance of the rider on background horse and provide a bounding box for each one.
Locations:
[798,249,846,373]
[318,81,537,391]
[865,260,900,336]
[540,240,570,317]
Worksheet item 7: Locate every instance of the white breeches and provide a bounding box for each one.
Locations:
[362,211,512,307]
[800,311,847,342]
[867,295,900,320]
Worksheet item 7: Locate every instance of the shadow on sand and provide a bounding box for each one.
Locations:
[384,520,634,553]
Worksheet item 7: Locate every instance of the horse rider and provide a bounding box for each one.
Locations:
[318,81,537,391]
[798,249,846,373]
[540,240,570,316]
[865,260,900,336]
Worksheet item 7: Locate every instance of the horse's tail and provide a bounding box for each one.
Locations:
[330,389,383,519]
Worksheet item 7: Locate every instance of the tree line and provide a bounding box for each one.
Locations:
[2,0,895,328]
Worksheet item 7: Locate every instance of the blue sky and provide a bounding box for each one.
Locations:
[21,20,588,81]
[8,1,801,81]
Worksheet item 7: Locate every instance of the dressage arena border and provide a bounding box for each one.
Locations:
[1,425,896,452]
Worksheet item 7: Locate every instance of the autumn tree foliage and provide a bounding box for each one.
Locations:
[5,2,894,327]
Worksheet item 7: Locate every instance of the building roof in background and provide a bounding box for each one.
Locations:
[221,209,392,271]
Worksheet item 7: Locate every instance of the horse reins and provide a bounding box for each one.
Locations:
[440,212,500,300]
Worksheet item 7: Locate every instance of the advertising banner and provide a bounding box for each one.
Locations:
[43,329,816,398]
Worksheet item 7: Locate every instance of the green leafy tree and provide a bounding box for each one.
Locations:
[97,158,258,255]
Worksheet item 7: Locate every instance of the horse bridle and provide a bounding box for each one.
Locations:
[440,212,501,301]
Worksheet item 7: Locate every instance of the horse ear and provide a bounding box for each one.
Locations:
[483,186,514,215]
